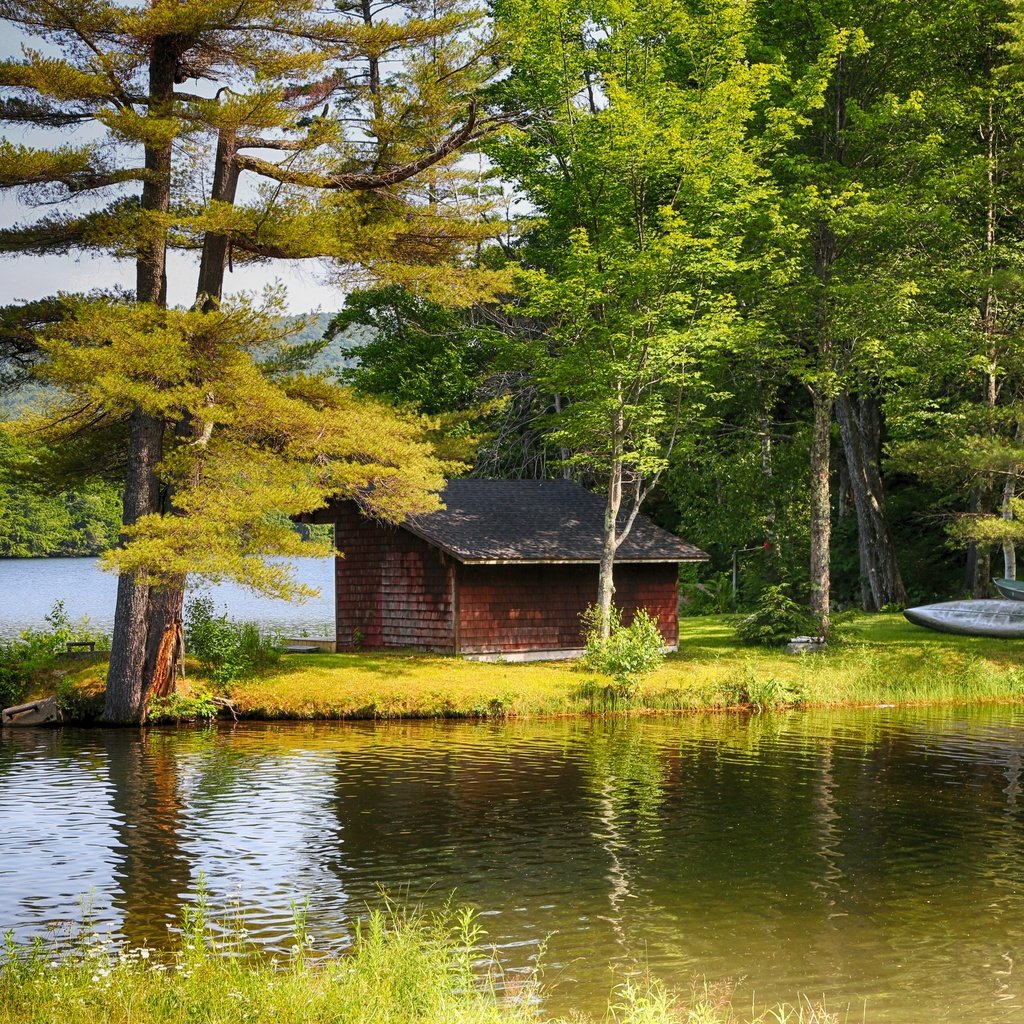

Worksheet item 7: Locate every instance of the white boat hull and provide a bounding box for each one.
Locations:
[904,600,1024,638]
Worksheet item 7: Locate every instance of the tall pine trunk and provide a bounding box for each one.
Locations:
[104,412,165,722]
[142,129,242,701]
[835,393,906,609]
[104,38,179,723]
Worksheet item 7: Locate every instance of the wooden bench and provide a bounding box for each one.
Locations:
[63,641,97,657]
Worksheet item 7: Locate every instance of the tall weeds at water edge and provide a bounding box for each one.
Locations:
[0,896,853,1024]
[0,901,538,1024]
[603,976,843,1023]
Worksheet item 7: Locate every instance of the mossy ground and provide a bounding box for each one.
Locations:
[57,612,1024,720]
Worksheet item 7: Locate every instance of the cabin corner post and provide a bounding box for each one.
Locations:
[450,557,462,655]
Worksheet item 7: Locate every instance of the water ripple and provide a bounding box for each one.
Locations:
[2,708,1024,1022]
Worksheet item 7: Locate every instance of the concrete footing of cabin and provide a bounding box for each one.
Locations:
[464,644,679,663]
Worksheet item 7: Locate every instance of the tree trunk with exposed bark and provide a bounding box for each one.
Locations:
[597,421,624,641]
[835,393,907,610]
[103,37,180,724]
[809,389,833,633]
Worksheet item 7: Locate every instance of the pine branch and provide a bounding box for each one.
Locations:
[0,97,95,126]
[0,142,145,193]
[0,216,95,255]
[234,99,499,191]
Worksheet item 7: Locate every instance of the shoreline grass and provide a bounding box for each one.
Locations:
[53,613,1024,722]
[0,901,843,1024]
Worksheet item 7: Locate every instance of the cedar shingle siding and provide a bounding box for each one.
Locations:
[313,480,706,659]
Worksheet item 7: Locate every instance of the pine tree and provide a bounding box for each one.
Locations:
[1,0,506,721]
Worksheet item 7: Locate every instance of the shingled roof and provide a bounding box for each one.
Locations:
[403,479,708,564]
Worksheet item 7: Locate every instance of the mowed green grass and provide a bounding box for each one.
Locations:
[216,613,1024,719]
[60,613,1024,720]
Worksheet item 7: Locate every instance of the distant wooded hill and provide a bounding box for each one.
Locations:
[0,311,374,558]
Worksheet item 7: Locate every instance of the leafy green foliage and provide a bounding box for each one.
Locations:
[147,691,219,724]
[735,585,812,647]
[0,645,30,710]
[329,287,499,416]
[0,430,121,557]
[184,597,281,688]
[53,675,104,721]
[0,601,108,708]
[681,569,735,616]
[582,605,666,696]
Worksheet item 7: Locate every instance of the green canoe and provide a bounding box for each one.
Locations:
[993,578,1024,601]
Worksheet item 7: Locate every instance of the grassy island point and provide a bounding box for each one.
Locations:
[43,612,1024,723]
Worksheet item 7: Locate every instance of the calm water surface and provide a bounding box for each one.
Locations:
[0,557,334,638]
[2,708,1024,1022]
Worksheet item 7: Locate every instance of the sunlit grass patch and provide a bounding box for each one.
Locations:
[53,612,1024,721]
[226,651,583,719]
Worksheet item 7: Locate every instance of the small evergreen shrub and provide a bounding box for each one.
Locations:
[735,584,812,646]
[582,605,666,698]
[184,597,281,687]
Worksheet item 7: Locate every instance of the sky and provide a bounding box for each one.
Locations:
[0,20,348,315]
[0,194,345,314]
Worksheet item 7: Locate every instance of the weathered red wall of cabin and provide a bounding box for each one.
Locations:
[456,563,679,654]
[326,502,455,651]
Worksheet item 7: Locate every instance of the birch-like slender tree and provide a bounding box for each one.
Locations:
[491,0,779,636]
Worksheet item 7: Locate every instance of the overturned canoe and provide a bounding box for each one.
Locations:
[993,578,1024,601]
[904,599,1024,638]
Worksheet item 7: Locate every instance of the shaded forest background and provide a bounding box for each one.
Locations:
[4,0,1024,618]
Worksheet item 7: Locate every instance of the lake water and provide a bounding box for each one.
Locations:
[3,707,1024,1022]
[0,557,335,639]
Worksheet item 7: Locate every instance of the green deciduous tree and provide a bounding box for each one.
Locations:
[490,0,782,636]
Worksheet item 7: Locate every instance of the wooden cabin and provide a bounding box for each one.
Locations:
[308,479,708,661]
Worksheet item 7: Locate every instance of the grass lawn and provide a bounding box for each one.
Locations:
[128,612,1024,720]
